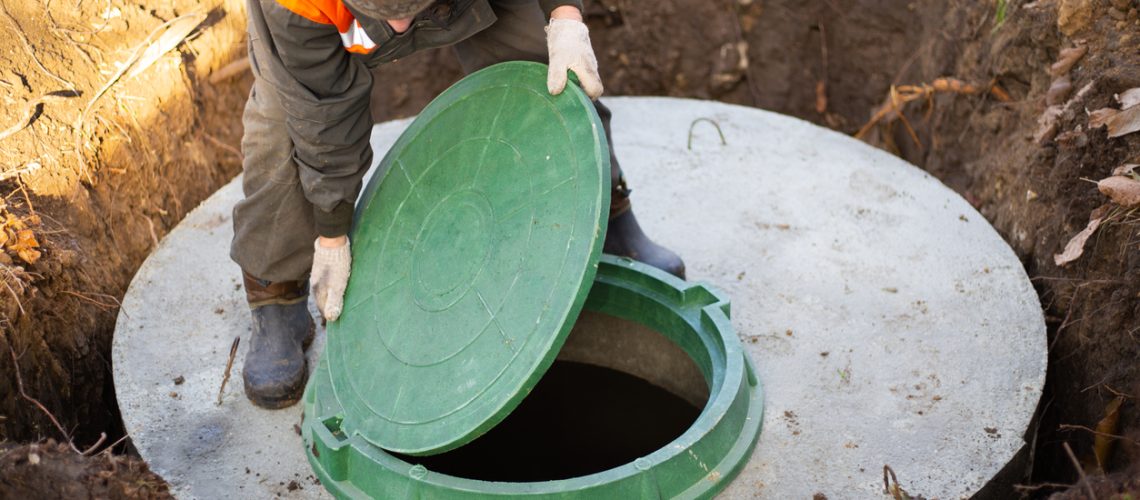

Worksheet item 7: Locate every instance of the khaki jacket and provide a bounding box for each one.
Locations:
[247,0,581,235]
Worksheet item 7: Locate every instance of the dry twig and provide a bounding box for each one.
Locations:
[1013,482,1080,493]
[0,268,28,316]
[1059,423,1140,445]
[0,94,77,142]
[17,176,36,219]
[816,22,829,114]
[1104,384,1138,400]
[4,333,83,454]
[80,433,107,456]
[126,14,207,80]
[855,78,1012,149]
[1063,441,1097,500]
[208,57,252,84]
[882,465,916,499]
[217,336,241,405]
[100,433,131,455]
[145,217,159,248]
[60,290,119,312]
[0,162,43,183]
[203,133,243,161]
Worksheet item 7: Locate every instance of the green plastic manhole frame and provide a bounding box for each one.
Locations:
[302,256,765,499]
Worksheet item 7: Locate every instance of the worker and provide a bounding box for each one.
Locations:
[230,0,686,409]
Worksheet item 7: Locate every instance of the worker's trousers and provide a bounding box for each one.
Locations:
[231,0,623,283]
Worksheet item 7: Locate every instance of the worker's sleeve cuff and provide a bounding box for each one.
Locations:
[314,202,354,238]
[538,0,583,19]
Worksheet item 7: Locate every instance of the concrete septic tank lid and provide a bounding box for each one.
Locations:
[112,97,1046,499]
[330,62,610,456]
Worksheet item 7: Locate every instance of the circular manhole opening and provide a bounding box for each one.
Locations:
[389,311,710,482]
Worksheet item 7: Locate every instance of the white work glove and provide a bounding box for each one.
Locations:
[545,19,604,100]
[311,238,351,321]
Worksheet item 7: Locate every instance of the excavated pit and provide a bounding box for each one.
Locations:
[7,2,1134,497]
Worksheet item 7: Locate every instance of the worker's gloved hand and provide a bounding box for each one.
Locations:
[545,18,604,100]
[311,237,351,322]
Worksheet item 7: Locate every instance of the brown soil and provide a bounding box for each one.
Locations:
[0,440,171,499]
[1,0,1138,497]
[1050,464,1140,499]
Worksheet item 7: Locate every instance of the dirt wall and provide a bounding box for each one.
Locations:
[0,0,252,449]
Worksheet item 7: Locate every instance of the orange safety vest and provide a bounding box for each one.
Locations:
[275,0,378,54]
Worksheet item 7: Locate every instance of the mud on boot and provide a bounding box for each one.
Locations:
[241,271,315,409]
[602,179,686,279]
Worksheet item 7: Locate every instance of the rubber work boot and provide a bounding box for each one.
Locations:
[241,271,315,409]
[603,176,686,279]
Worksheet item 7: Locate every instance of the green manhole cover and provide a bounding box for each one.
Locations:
[326,61,610,455]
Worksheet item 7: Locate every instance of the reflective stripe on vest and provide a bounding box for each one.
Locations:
[275,0,378,54]
[340,20,377,54]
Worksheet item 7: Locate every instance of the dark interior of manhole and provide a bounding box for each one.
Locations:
[390,311,710,482]
[392,361,701,482]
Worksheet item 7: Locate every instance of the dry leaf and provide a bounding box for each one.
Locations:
[1047,75,1073,106]
[126,13,208,79]
[1092,397,1124,472]
[1054,205,1110,266]
[1050,45,1088,76]
[1089,107,1117,129]
[13,229,38,252]
[989,84,1013,102]
[1106,105,1140,138]
[1112,163,1138,176]
[1117,88,1140,109]
[11,229,41,264]
[815,81,828,114]
[1098,175,1140,207]
[16,247,41,264]
[1035,105,1064,144]
[1067,80,1097,109]
[4,213,25,231]
[14,229,37,249]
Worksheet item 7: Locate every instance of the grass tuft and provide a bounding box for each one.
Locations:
[992,0,1009,33]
